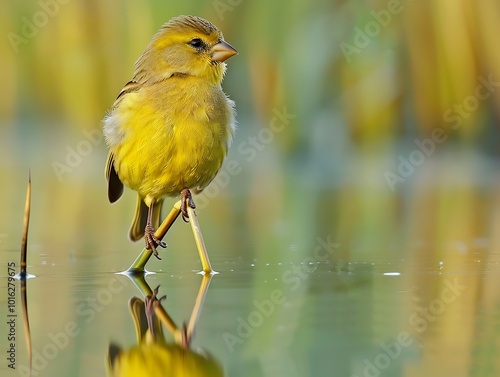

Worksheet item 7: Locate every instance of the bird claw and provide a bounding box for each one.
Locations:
[180,188,196,222]
[145,286,166,312]
[145,224,167,259]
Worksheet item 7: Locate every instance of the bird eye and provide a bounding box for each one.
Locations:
[188,38,204,49]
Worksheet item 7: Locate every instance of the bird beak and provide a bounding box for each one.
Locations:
[211,40,238,62]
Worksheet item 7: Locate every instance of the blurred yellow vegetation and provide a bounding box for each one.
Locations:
[2,0,499,143]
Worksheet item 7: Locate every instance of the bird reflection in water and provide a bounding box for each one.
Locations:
[107,275,223,377]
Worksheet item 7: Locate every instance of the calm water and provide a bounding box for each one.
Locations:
[2,249,500,376]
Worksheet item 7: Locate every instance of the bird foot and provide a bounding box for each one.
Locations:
[180,188,196,222]
[145,224,167,259]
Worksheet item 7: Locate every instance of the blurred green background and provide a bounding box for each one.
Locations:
[1,0,500,376]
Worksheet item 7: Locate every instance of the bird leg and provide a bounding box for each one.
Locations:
[180,188,196,222]
[180,323,191,350]
[144,286,166,341]
[144,203,167,259]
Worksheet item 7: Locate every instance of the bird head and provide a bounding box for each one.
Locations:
[134,15,237,85]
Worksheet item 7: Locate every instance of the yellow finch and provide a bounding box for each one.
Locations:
[103,15,237,257]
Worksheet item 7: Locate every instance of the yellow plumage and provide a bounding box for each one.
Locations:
[103,15,237,252]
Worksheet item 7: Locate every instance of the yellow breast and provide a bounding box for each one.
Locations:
[104,77,235,200]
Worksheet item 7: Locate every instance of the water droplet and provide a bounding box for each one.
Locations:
[383,272,400,276]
